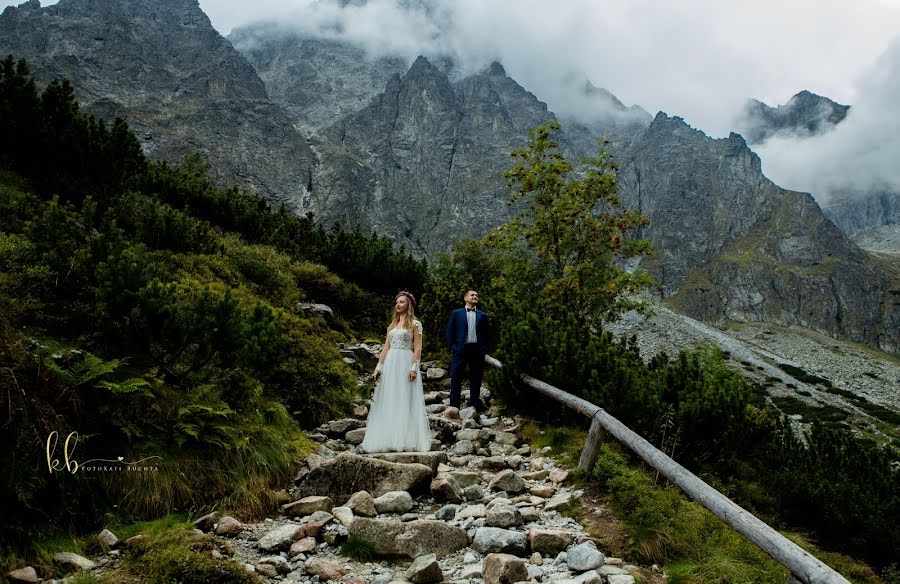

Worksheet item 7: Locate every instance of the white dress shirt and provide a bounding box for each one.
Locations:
[465,307,477,344]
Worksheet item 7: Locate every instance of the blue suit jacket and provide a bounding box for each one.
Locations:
[445,307,492,354]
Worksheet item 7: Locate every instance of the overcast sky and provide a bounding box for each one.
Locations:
[7,0,900,198]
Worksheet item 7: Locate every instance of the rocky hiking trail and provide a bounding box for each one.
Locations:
[17,361,661,584]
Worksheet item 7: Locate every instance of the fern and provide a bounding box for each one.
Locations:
[174,385,242,450]
[97,378,151,395]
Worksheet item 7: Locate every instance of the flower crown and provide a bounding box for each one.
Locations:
[396,289,417,306]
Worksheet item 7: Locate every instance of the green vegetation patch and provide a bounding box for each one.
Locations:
[777,363,833,387]
[770,395,849,422]
[121,528,262,584]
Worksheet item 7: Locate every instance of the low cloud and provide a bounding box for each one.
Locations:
[196,0,900,138]
[754,36,900,204]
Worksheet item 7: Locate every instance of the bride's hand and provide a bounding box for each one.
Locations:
[408,369,417,381]
[373,369,381,380]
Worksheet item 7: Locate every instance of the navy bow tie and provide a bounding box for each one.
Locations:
[466,308,475,312]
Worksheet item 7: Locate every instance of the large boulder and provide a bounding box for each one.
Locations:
[483,553,528,584]
[282,495,333,517]
[296,453,432,501]
[528,529,576,555]
[365,451,447,474]
[472,527,527,555]
[257,524,303,552]
[348,518,468,558]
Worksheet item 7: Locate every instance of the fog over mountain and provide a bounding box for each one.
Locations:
[186,0,900,138]
[749,37,900,204]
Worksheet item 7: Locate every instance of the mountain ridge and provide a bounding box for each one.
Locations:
[2,1,896,354]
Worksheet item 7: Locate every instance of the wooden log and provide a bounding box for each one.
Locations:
[578,412,604,472]
[483,354,850,584]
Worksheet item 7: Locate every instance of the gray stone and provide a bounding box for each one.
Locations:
[459,406,478,420]
[430,474,464,503]
[215,516,244,536]
[6,567,39,584]
[486,505,523,528]
[346,490,377,517]
[255,563,278,578]
[566,541,604,571]
[192,511,220,533]
[528,529,576,555]
[366,451,448,474]
[436,504,458,520]
[472,527,527,555]
[259,555,292,575]
[555,571,603,584]
[457,504,487,519]
[300,510,334,539]
[483,553,528,584]
[290,536,316,555]
[448,471,481,488]
[464,484,485,500]
[332,506,355,527]
[489,470,525,494]
[598,565,629,576]
[545,492,578,512]
[283,495,333,517]
[348,518,468,558]
[406,553,443,583]
[345,427,367,444]
[374,490,413,514]
[449,440,475,455]
[258,524,303,552]
[97,528,119,548]
[52,552,95,572]
[305,557,348,581]
[297,453,432,501]
[298,303,334,321]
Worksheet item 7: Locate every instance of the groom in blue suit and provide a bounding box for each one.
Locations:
[445,289,492,411]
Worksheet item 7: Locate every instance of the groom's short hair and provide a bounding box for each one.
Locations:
[464,289,477,297]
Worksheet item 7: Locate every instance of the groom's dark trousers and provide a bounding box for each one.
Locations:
[445,308,491,409]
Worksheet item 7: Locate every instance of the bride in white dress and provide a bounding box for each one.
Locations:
[360,291,432,453]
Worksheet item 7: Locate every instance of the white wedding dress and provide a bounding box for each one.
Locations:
[361,319,432,453]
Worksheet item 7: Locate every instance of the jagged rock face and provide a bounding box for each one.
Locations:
[0,0,314,211]
[228,25,410,134]
[736,90,898,252]
[823,191,900,252]
[617,114,773,292]
[737,90,850,145]
[671,190,900,354]
[617,113,898,352]
[310,57,558,253]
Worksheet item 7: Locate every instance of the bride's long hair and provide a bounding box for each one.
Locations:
[389,291,418,333]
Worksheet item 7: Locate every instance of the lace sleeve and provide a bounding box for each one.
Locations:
[414,320,423,335]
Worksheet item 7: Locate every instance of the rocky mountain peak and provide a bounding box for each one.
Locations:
[405,55,444,81]
[736,89,850,145]
[0,0,314,211]
[484,61,506,76]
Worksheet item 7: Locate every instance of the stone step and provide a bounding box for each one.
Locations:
[295,452,432,502]
[363,451,448,474]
